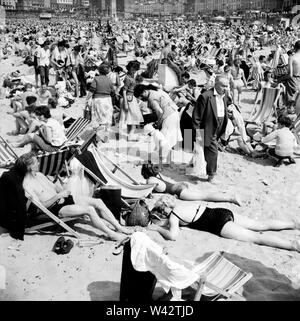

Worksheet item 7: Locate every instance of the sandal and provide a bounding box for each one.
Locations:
[60,239,74,255]
[52,236,65,254]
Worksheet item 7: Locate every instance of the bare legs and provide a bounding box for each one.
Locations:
[220,214,300,252]
[58,203,130,242]
[179,189,241,206]
[77,197,132,235]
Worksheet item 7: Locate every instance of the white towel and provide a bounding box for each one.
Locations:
[130,232,199,294]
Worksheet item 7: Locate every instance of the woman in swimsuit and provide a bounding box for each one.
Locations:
[141,163,241,206]
[148,195,300,252]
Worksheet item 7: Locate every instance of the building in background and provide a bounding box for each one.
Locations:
[0,0,17,10]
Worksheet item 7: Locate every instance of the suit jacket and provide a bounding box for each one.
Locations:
[192,88,230,147]
[0,169,27,240]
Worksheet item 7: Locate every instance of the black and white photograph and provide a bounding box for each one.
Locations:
[0,0,300,305]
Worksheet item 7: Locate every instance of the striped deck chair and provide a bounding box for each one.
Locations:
[246,86,282,125]
[25,191,81,239]
[193,252,253,301]
[119,233,252,302]
[64,117,91,145]
[0,135,18,169]
[37,147,71,177]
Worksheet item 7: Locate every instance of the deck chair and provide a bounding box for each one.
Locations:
[63,117,91,147]
[246,86,282,125]
[25,133,98,236]
[88,145,155,199]
[119,232,252,302]
[25,191,81,239]
[0,135,18,169]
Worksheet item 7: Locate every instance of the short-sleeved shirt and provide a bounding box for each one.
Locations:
[90,75,114,98]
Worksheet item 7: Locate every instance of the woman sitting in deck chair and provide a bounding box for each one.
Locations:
[20,152,132,242]
[147,195,300,252]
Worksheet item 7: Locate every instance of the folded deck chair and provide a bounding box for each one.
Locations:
[63,117,91,146]
[89,145,155,199]
[120,232,252,302]
[0,135,18,169]
[246,86,282,125]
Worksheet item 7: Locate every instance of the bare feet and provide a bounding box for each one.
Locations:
[109,232,129,242]
[117,225,134,235]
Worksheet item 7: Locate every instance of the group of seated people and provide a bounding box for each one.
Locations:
[1,152,300,254]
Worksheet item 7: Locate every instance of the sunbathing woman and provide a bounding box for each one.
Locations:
[148,195,300,252]
[20,152,132,242]
[141,163,241,206]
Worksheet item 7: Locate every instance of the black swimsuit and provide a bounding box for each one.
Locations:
[158,176,189,198]
[188,207,234,236]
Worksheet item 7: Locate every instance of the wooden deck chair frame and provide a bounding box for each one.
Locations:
[192,252,253,301]
[0,135,18,169]
[25,192,81,239]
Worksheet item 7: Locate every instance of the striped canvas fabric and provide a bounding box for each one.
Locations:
[192,252,252,298]
[248,87,280,124]
[65,117,90,143]
[38,148,70,177]
[0,136,18,168]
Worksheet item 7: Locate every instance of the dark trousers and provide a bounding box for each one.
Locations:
[119,241,157,302]
[204,117,224,176]
[40,65,49,86]
[204,137,218,176]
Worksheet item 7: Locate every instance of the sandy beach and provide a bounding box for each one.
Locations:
[1,53,300,301]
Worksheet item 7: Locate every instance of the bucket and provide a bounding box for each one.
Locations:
[94,185,122,221]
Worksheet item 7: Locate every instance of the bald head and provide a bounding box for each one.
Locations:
[215,76,229,95]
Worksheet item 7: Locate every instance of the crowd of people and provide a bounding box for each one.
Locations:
[1,15,300,256]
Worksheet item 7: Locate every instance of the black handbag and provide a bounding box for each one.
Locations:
[83,105,92,121]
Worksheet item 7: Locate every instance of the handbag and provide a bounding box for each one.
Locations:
[83,104,92,121]
[124,199,150,227]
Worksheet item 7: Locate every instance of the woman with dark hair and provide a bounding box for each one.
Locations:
[13,106,67,152]
[148,195,300,252]
[119,60,144,141]
[141,162,241,205]
[134,84,182,162]
[86,63,115,140]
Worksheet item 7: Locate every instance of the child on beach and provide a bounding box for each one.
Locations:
[254,115,297,166]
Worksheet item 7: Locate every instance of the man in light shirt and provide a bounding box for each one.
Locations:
[192,76,230,182]
[255,115,297,167]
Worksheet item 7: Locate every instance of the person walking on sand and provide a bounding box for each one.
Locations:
[192,76,230,183]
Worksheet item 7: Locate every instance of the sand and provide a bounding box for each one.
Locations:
[1,53,300,301]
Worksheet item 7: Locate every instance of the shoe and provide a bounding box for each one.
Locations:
[60,239,74,255]
[52,236,65,254]
[288,157,296,164]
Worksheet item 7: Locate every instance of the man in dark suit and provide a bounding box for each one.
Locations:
[192,76,230,182]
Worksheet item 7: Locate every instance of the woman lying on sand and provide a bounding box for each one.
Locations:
[141,163,241,206]
[20,152,132,241]
[148,195,300,252]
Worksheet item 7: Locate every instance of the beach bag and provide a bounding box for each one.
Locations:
[84,105,92,121]
[187,129,206,177]
[125,199,150,227]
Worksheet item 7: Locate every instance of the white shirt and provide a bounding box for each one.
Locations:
[45,118,67,147]
[214,88,225,118]
[38,47,50,66]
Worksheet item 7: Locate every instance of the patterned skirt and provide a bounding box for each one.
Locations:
[92,96,113,128]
